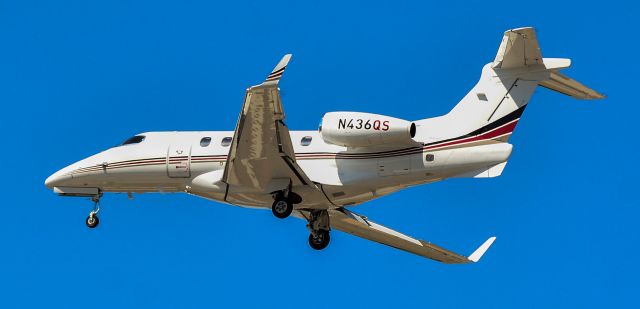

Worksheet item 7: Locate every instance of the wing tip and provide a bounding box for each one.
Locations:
[467,236,496,263]
[507,26,535,33]
[264,54,293,83]
[273,54,292,71]
[588,90,607,100]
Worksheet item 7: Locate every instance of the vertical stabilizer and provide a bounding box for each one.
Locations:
[414,27,604,148]
[411,27,604,181]
[493,27,543,69]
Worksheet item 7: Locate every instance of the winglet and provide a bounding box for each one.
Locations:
[264,54,292,84]
[467,237,496,262]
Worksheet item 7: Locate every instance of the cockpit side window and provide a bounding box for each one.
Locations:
[120,135,146,146]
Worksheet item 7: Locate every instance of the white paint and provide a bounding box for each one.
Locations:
[44,27,603,263]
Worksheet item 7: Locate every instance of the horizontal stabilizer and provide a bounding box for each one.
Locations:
[540,71,605,99]
[321,208,496,263]
[491,28,604,99]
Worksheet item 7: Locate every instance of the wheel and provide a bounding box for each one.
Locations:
[272,198,293,219]
[85,213,99,228]
[308,230,330,250]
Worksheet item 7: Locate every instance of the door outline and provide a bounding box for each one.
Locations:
[167,144,192,178]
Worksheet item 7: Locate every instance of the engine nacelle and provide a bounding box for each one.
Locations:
[320,112,417,147]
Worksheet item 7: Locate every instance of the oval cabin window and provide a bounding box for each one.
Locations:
[300,136,312,146]
[221,137,232,147]
[200,137,211,147]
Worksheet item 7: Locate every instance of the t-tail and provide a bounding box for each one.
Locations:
[414,27,604,178]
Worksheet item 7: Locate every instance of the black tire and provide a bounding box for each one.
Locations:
[86,214,99,228]
[271,198,293,219]
[308,230,330,250]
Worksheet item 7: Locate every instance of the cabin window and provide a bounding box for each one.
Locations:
[200,137,211,147]
[425,154,435,162]
[221,137,232,147]
[300,136,312,146]
[120,135,145,146]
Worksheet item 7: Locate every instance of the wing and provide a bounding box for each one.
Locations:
[326,208,496,263]
[223,55,324,198]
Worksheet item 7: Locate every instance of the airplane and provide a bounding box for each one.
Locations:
[45,27,603,263]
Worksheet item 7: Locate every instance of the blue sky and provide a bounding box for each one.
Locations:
[0,0,637,307]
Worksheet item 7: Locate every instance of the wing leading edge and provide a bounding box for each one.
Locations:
[327,208,496,263]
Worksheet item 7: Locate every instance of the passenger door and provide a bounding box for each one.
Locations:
[167,141,192,178]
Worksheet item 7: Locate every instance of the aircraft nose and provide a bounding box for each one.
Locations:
[44,169,72,189]
[45,150,114,190]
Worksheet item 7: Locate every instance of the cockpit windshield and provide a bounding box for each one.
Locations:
[120,135,146,146]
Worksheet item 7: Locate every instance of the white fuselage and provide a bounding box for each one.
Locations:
[42,27,603,262]
[45,129,513,210]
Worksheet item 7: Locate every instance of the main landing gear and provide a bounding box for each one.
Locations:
[85,195,101,229]
[307,210,330,250]
[309,229,330,250]
[270,189,331,250]
[271,189,302,219]
[271,195,293,219]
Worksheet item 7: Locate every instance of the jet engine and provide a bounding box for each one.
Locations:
[320,112,417,147]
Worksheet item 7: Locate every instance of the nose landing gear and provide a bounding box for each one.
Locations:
[85,195,101,229]
[86,212,99,228]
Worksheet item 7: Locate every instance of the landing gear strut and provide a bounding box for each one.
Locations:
[85,195,101,229]
[307,210,330,250]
